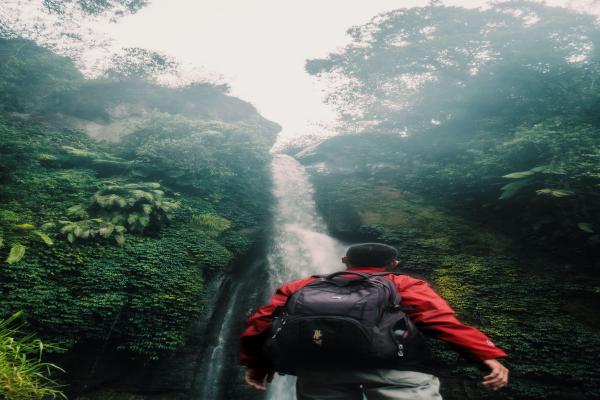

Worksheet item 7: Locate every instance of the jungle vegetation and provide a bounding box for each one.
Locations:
[2,1,600,399]
[0,9,279,396]
[304,1,600,262]
[292,2,600,399]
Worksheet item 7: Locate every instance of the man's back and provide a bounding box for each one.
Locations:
[240,243,509,398]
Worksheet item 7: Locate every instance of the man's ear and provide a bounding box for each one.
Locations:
[386,259,400,270]
[342,256,348,264]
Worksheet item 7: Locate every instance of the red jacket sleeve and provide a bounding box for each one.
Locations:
[393,275,508,362]
[239,277,315,367]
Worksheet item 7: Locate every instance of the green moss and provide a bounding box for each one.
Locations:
[432,272,473,311]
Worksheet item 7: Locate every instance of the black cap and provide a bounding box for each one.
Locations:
[345,243,398,267]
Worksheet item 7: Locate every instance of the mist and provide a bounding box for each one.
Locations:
[1,1,600,399]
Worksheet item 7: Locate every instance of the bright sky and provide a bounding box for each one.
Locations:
[94,0,587,142]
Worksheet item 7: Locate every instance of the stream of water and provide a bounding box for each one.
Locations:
[193,154,346,400]
[265,155,346,400]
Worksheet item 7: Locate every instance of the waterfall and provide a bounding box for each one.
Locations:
[192,154,345,400]
[266,155,347,400]
[192,256,269,400]
[196,281,242,400]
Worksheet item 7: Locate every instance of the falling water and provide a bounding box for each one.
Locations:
[266,155,347,400]
[192,154,345,400]
[196,282,242,400]
[192,256,268,400]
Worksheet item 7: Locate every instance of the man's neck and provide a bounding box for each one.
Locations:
[347,266,387,271]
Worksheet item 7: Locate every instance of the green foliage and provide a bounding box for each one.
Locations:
[0,38,83,114]
[0,209,54,264]
[6,244,26,264]
[300,8,600,389]
[191,213,231,238]
[0,36,277,391]
[0,311,66,400]
[0,37,276,366]
[57,182,179,245]
[498,179,533,200]
[61,145,98,159]
[303,2,600,257]
[59,218,126,245]
[87,181,179,234]
[306,171,600,399]
[307,2,600,133]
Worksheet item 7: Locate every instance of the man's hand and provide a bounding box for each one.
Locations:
[244,367,274,391]
[481,359,509,391]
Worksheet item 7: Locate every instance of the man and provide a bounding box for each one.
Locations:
[240,243,509,399]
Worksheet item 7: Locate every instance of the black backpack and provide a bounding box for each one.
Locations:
[262,271,429,374]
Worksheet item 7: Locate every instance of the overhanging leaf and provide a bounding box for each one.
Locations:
[14,223,35,230]
[7,244,26,264]
[115,234,125,245]
[499,179,532,200]
[502,170,535,179]
[33,230,54,245]
[535,188,574,198]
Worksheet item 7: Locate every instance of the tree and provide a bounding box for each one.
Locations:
[0,0,150,66]
[306,1,600,135]
[304,1,600,256]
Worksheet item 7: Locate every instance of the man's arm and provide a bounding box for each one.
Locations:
[395,276,509,389]
[240,286,289,368]
[239,277,315,389]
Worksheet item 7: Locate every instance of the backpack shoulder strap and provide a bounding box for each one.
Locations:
[367,271,406,306]
[311,271,372,280]
[368,271,405,276]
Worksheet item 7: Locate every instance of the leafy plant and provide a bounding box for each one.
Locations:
[0,311,66,400]
[191,212,231,237]
[5,244,26,264]
[59,218,126,245]
[0,210,54,264]
[89,182,179,233]
[60,182,179,245]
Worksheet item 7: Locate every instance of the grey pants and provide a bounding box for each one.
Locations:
[296,368,443,400]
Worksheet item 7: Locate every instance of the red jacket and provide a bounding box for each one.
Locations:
[240,266,508,367]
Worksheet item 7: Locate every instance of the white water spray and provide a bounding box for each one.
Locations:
[266,155,347,400]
